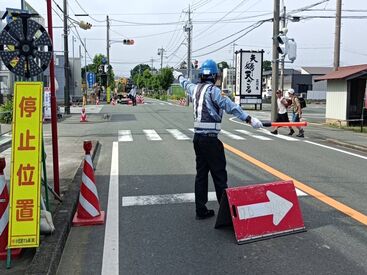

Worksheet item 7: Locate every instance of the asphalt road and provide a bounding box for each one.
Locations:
[57,99,367,275]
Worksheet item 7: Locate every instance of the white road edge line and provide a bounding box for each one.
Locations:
[122,189,307,207]
[304,140,367,160]
[102,142,119,275]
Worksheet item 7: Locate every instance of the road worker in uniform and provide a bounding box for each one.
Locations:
[173,59,263,219]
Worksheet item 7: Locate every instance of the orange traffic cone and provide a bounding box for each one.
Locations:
[0,158,21,260]
[96,97,99,105]
[72,141,105,226]
[80,107,87,122]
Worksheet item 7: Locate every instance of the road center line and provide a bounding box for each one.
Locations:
[101,142,119,275]
[223,142,367,226]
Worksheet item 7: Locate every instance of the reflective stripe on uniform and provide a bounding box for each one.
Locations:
[194,122,221,130]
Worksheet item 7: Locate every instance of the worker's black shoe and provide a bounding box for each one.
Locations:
[196,209,215,220]
[271,130,278,135]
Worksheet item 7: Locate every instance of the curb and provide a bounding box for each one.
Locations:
[25,141,100,275]
[326,138,367,153]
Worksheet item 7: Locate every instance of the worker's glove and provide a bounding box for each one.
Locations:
[173,70,183,80]
[250,117,263,129]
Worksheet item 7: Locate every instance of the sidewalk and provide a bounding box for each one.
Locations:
[0,117,99,274]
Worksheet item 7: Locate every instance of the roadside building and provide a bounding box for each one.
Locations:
[301,67,333,100]
[315,64,367,126]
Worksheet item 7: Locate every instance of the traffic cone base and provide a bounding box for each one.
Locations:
[0,248,22,261]
[72,210,105,226]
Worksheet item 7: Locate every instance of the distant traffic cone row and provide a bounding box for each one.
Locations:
[80,107,87,122]
[137,95,144,104]
[72,141,105,226]
[0,157,21,260]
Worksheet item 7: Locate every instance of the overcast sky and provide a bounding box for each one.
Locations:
[1,0,366,77]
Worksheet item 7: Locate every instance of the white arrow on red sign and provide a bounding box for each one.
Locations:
[236,190,293,226]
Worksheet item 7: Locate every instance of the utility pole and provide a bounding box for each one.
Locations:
[63,0,70,114]
[184,5,192,106]
[232,43,238,68]
[72,36,75,98]
[150,58,154,70]
[157,47,165,70]
[271,0,280,121]
[333,0,342,71]
[106,15,110,88]
[84,38,87,89]
[279,1,286,93]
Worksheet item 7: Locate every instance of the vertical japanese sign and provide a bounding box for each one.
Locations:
[8,82,43,248]
[235,50,263,105]
[240,51,262,96]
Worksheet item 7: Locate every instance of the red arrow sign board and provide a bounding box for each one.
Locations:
[215,180,305,244]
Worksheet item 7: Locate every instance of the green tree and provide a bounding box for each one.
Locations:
[217,61,229,72]
[158,68,174,91]
[263,60,272,71]
[130,64,151,79]
[81,54,115,89]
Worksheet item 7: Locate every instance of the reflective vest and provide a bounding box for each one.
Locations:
[193,84,222,132]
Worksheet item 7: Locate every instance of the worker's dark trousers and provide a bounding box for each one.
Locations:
[193,134,228,215]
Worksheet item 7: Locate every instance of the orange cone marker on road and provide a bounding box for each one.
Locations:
[72,141,105,226]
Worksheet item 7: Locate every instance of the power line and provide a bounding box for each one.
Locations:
[72,0,105,22]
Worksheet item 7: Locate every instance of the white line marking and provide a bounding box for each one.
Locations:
[235,129,272,141]
[220,130,246,140]
[0,147,11,155]
[122,189,307,207]
[304,140,367,160]
[102,142,119,275]
[189,128,195,133]
[118,130,133,142]
[166,129,190,140]
[259,129,299,141]
[143,129,162,141]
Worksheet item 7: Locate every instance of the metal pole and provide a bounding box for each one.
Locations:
[72,36,75,99]
[106,15,110,89]
[186,5,192,106]
[271,0,280,121]
[333,0,342,71]
[46,0,61,196]
[279,3,286,92]
[84,38,87,94]
[63,0,70,114]
[158,48,164,70]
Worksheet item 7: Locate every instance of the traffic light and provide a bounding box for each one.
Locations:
[79,20,92,30]
[194,60,198,69]
[287,39,297,62]
[277,34,288,56]
[277,34,297,62]
[123,39,135,45]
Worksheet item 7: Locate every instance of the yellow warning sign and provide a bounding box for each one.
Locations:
[8,82,43,248]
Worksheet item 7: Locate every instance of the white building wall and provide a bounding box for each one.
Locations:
[325,80,347,121]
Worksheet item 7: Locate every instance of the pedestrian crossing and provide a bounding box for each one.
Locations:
[117,128,300,142]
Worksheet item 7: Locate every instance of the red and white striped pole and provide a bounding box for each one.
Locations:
[72,141,105,226]
[0,158,21,260]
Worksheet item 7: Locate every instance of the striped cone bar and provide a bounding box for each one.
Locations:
[0,158,21,260]
[73,141,105,226]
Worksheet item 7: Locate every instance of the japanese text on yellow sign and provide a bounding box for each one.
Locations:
[8,82,43,248]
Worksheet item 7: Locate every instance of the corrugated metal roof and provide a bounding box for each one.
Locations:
[315,64,367,81]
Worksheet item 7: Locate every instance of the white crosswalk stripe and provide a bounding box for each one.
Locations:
[259,129,299,141]
[220,130,246,140]
[118,130,133,142]
[235,129,273,141]
[117,128,300,142]
[143,129,162,141]
[166,129,190,140]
